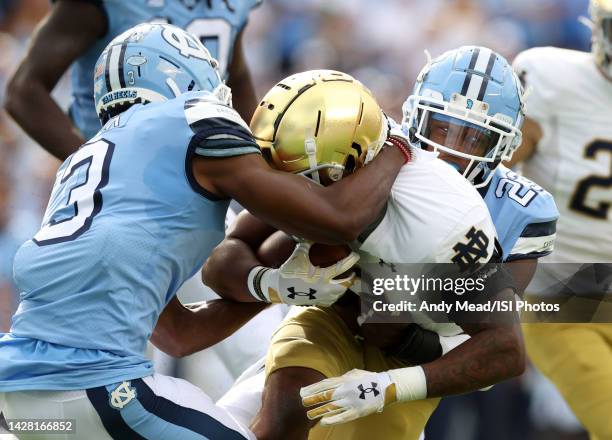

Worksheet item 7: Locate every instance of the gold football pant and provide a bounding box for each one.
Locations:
[523,323,612,440]
[265,306,439,440]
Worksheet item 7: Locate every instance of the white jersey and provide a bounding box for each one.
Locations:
[358,147,497,266]
[513,47,612,263]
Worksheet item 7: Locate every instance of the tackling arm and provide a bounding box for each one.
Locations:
[193,144,406,244]
[4,1,106,160]
[151,296,267,358]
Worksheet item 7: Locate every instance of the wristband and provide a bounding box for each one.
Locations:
[247,266,272,303]
[386,135,413,164]
[387,366,427,402]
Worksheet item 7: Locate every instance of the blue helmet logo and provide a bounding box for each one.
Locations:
[93,23,224,123]
[466,99,474,109]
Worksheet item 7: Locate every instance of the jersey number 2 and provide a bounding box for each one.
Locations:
[569,140,612,220]
[33,140,114,246]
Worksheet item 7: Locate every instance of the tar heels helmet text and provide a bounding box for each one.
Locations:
[94,23,229,123]
[402,46,526,188]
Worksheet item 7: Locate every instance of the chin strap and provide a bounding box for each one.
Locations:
[304,136,321,184]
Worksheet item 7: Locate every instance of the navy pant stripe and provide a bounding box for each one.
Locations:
[86,386,147,440]
[132,379,247,440]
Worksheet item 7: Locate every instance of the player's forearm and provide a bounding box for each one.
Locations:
[321,145,405,241]
[240,145,405,244]
[4,80,83,160]
[176,300,268,357]
[152,297,267,357]
[203,237,262,302]
[421,324,525,397]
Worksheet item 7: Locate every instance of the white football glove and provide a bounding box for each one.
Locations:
[247,241,359,306]
[301,367,427,426]
[300,369,394,426]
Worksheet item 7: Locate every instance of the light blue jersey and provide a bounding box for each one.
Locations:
[0,91,260,391]
[481,165,559,262]
[69,0,261,139]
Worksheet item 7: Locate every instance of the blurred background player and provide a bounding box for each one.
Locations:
[510,0,612,438]
[4,0,261,161]
[0,23,408,439]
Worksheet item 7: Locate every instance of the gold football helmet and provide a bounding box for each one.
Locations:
[250,70,388,185]
[590,0,612,76]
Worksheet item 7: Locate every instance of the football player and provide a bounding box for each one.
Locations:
[206,55,529,440]
[0,24,409,439]
[510,0,612,437]
[4,0,260,160]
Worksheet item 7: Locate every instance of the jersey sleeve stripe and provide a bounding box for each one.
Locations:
[194,146,260,157]
[185,101,250,131]
[520,220,557,238]
[190,119,260,158]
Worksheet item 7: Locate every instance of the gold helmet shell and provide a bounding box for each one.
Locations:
[250,70,388,184]
[590,0,612,76]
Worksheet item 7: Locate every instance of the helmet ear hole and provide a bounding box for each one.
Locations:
[344,155,356,175]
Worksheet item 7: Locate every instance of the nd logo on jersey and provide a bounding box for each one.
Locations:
[109,381,137,410]
[452,227,490,272]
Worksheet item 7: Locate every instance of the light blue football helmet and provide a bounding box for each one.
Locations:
[402,46,526,188]
[93,23,229,123]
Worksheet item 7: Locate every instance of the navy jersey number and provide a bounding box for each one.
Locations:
[33,139,115,245]
[569,140,612,220]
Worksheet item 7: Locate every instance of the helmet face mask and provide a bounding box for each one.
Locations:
[402,46,525,188]
[251,70,388,186]
[93,23,224,123]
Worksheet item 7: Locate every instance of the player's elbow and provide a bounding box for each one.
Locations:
[325,215,361,244]
[201,258,234,300]
[4,75,25,122]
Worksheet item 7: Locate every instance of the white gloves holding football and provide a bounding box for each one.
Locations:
[247,240,359,306]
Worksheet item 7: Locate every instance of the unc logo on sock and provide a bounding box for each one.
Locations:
[357,383,380,400]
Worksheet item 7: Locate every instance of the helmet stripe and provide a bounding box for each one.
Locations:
[117,42,128,89]
[460,47,480,96]
[466,48,492,99]
[477,52,497,101]
[108,45,122,91]
[104,46,112,93]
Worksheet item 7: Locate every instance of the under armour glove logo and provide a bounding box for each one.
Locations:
[357,382,380,400]
[286,287,317,300]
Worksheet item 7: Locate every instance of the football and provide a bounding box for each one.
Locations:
[256,231,351,268]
